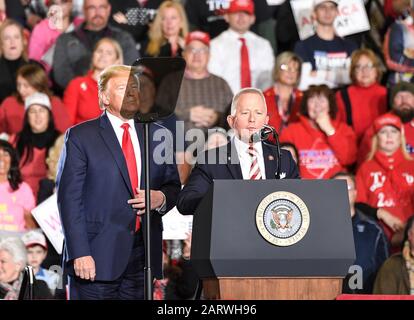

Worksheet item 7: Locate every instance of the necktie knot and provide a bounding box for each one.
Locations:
[121,123,130,131]
[239,37,246,44]
[247,144,258,157]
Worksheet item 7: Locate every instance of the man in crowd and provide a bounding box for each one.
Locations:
[294,0,357,90]
[53,0,138,91]
[333,172,389,294]
[208,0,274,94]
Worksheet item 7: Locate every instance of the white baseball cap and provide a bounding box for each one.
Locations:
[24,92,51,111]
[21,230,48,249]
[313,0,339,8]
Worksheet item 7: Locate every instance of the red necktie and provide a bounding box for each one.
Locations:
[121,123,140,231]
[239,38,251,88]
[248,144,262,180]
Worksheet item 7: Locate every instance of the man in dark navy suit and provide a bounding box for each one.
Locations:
[177,87,300,215]
[57,65,181,299]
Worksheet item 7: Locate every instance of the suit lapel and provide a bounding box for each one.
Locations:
[134,122,145,189]
[263,142,277,180]
[99,113,134,196]
[226,140,243,179]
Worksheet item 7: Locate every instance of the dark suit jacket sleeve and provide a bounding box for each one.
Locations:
[176,162,213,215]
[159,162,181,214]
[57,129,91,261]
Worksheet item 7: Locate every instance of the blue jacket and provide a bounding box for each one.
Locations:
[346,211,389,293]
[177,140,300,215]
[56,113,181,281]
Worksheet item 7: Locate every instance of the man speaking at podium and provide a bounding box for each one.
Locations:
[57,65,181,299]
[177,87,300,215]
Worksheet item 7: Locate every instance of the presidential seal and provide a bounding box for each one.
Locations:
[256,191,310,246]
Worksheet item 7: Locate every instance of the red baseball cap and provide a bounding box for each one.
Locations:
[373,113,403,133]
[185,31,210,47]
[227,0,255,15]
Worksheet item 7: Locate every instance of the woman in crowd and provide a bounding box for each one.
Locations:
[263,51,302,134]
[0,63,70,135]
[374,215,414,294]
[0,19,28,103]
[0,237,52,299]
[145,0,188,58]
[63,37,123,125]
[0,140,35,233]
[336,49,387,144]
[356,113,414,249]
[13,92,60,198]
[28,0,82,74]
[280,85,357,179]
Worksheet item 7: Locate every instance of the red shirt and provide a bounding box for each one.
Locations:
[263,86,302,134]
[356,149,414,240]
[335,83,387,143]
[280,116,357,179]
[63,71,100,125]
[0,95,71,134]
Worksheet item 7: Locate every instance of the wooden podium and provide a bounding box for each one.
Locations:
[202,278,343,300]
[191,180,355,300]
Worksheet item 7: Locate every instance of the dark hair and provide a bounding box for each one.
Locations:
[0,140,22,191]
[280,142,299,163]
[402,215,414,250]
[300,85,338,119]
[331,171,356,185]
[16,107,59,166]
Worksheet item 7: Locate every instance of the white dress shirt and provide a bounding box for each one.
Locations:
[234,136,266,180]
[208,29,274,94]
[106,110,142,189]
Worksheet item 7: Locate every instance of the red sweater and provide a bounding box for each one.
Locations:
[263,86,302,134]
[356,149,414,240]
[0,95,71,134]
[63,71,100,125]
[280,115,357,179]
[20,147,47,198]
[9,134,48,198]
[335,83,387,143]
[357,114,414,167]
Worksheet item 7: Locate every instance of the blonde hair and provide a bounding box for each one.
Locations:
[273,51,302,86]
[0,19,28,60]
[146,1,189,57]
[91,37,124,71]
[367,129,412,161]
[46,134,65,180]
[98,64,132,109]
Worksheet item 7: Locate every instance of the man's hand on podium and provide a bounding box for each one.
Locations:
[128,189,166,215]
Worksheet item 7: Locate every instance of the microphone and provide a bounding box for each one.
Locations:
[249,125,275,143]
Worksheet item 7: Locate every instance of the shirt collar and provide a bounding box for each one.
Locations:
[106,110,135,129]
[234,135,263,156]
[227,28,251,40]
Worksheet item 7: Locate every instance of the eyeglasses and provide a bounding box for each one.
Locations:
[280,64,299,73]
[355,63,375,72]
[185,47,209,54]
